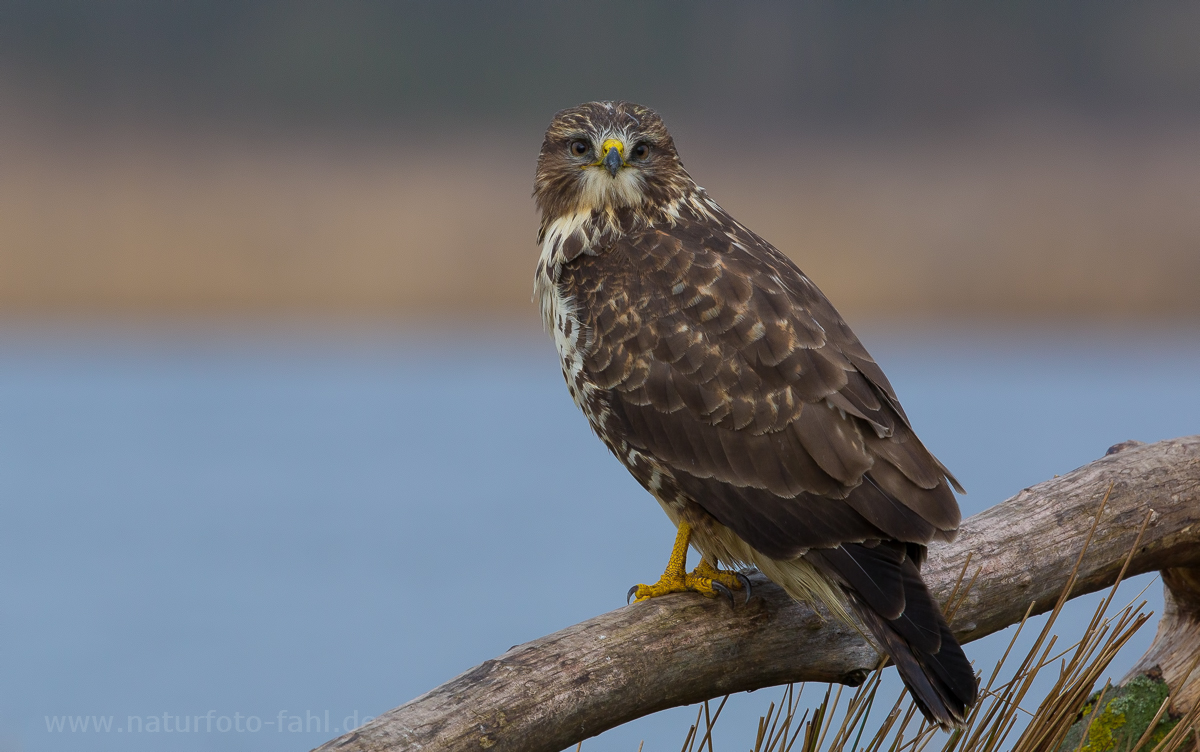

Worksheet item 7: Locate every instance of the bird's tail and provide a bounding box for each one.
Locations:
[809,542,978,728]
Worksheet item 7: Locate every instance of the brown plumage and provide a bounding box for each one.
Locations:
[533,101,978,727]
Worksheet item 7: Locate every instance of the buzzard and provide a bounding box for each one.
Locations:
[533,101,978,727]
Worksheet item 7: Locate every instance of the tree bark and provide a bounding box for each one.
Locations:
[1122,566,1200,715]
[313,436,1200,752]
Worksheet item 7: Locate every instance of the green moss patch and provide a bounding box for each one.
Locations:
[1057,673,1180,751]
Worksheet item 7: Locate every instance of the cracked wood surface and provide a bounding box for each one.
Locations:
[1123,566,1200,714]
[313,435,1200,752]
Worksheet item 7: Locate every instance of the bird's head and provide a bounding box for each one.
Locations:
[534,101,691,223]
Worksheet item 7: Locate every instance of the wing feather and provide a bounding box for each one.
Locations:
[566,205,961,554]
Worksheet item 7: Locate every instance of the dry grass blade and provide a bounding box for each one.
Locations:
[848,681,882,751]
[766,684,796,750]
[749,683,815,752]
[943,552,979,626]
[816,685,846,751]
[1129,695,1173,752]
[693,695,729,752]
[1007,502,1153,752]
[823,663,885,751]
[679,702,704,752]
[945,602,1037,752]
[668,496,1190,752]
[863,693,910,752]
[1070,681,1111,752]
[964,487,1112,752]
[947,488,1113,752]
[1147,695,1200,752]
[1136,651,1200,752]
[758,699,780,750]
[801,688,833,752]
[884,703,921,751]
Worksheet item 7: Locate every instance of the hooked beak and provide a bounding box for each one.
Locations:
[601,138,624,177]
[603,146,623,177]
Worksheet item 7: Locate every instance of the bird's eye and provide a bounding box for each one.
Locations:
[569,140,590,157]
[631,143,650,160]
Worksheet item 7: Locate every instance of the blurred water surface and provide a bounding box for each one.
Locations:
[0,323,1197,752]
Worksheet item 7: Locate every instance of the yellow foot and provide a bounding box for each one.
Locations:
[626,564,749,604]
[626,522,752,606]
[693,559,751,603]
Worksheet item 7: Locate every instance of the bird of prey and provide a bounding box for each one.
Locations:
[533,101,978,727]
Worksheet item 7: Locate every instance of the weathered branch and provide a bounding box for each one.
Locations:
[314,436,1200,752]
[1122,566,1200,714]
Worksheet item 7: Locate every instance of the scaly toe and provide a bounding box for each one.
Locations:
[691,562,752,606]
[628,568,731,603]
[681,571,722,599]
[627,572,688,603]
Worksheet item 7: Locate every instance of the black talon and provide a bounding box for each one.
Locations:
[626,585,640,605]
[735,571,753,605]
[711,581,735,607]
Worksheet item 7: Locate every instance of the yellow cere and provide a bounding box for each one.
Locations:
[600,138,624,156]
[585,138,627,170]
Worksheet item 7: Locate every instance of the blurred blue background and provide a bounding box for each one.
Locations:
[2,325,1197,751]
[1,2,1198,750]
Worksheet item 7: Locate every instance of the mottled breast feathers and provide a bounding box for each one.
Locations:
[556,201,963,560]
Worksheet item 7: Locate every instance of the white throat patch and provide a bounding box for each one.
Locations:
[575,166,645,213]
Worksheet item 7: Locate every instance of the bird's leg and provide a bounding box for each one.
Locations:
[627,521,750,605]
[627,521,693,602]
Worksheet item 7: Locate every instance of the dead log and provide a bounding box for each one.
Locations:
[313,435,1200,752]
[1122,566,1200,714]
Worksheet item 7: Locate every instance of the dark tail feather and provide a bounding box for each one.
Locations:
[811,542,978,728]
[853,591,978,727]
